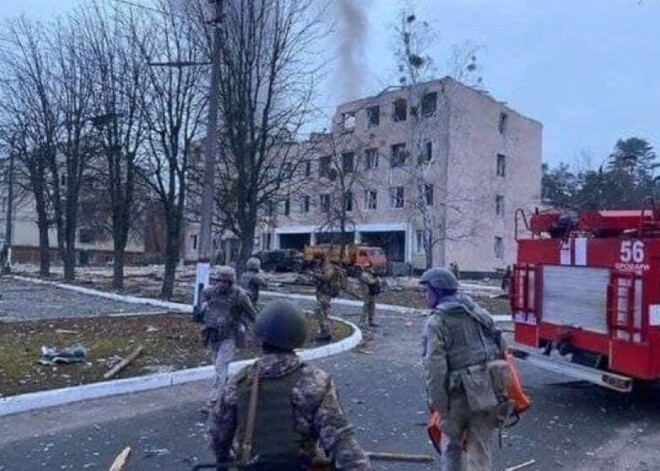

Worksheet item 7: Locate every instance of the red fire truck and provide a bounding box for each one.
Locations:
[510,200,660,392]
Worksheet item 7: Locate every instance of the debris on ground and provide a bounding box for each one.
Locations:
[37,344,88,365]
[103,345,145,379]
[143,447,170,458]
[109,446,131,471]
[505,459,536,471]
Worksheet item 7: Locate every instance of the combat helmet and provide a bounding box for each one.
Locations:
[255,300,307,350]
[246,257,261,272]
[420,267,459,292]
[215,265,236,283]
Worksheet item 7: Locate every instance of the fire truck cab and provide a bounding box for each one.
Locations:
[510,200,660,392]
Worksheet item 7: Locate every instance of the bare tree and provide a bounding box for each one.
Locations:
[79,1,151,290]
[0,17,59,276]
[209,0,328,276]
[393,8,484,268]
[311,130,369,257]
[138,0,208,299]
[48,14,97,281]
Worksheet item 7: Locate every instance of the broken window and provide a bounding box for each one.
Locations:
[496,154,506,177]
[422,92,438,117]
[364,148,379,170]
[390,143,407,168]
[343,191,353,212]
[342,112,356,131]
[496,195,504,216]
[498,112,508,135]
[320,194,330,213]
[342,152,354,174]
[367,106,380,127]
[425,184,434,206]
[418,141,432,165]
[393,98,407,122]
[303,160,311,177]
[364,189,377,210]
[284,198,291,216]
[389,186,404,209]
[494,236,504,259]
[319,156,331,178]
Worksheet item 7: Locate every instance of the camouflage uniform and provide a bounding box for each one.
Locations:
[202,280,257,405]
[359,267,380,329]
[209,353,371,470]
[422,292,507,471]
[240,258,267,306]
[312,260,345,340]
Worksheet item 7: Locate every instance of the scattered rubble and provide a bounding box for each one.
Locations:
[37,344,88,365]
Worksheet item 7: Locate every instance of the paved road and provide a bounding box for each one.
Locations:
[1,297,660,470]
[0,278,169,321]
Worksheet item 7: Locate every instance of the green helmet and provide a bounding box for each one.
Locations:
[255,300,307,350]
[246,257,261,271]
[420,267,459,291]
[215,265,236,283]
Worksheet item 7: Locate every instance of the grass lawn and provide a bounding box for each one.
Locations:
[0,313,352,397]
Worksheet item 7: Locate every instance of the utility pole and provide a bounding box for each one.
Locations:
[3,150,15,273]
[194,0,223,309]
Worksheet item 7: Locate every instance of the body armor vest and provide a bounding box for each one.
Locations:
[236,364,316,468]
[203,287,240,340]
[438,303,500,373]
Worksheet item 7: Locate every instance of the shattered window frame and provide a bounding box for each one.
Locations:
[390,143,407,168]
[421,92,438,117]
[367,106,380,127]
[392,98,407,122]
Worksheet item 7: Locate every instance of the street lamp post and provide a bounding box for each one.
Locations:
[193,0,223,310]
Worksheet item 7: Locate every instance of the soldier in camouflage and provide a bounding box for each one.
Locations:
[359,262,381,330]
[201,266,258,410]
[311,255,346,342]
[209,299,371,470]
[420,267,509,471]
[240,257,268,306]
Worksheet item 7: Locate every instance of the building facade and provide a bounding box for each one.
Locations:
[257,77,542,274]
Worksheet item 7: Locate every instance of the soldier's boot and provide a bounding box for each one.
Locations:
[464,412,497,471]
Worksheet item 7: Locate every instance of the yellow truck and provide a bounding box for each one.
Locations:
[303,244,387,275]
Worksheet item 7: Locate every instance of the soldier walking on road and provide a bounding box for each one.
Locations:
[209,299,371,470]
[200,266,258,411]
[311,255,346,342]
[359,262,381,330]
[240,257,267,306]
[419,267,510,471]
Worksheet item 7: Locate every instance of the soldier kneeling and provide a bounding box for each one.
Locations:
[209,299,371,470]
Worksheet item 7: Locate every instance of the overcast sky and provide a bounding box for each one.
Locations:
[2,0,659,168]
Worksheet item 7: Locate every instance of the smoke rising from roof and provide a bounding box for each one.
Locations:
[335,0,367,102]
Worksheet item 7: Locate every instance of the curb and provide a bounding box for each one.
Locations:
[10,275,510,322]
[11,275,191,313]
[0,316,362,417]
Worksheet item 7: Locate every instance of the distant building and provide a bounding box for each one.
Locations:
[255,77,542,275]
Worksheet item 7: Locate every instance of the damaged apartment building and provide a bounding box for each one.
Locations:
[257,77,542,275]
